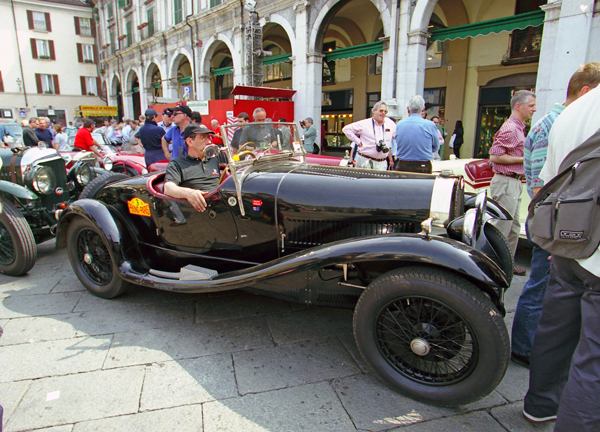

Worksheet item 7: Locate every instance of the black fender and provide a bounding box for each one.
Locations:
[118,234,508,310]
[56,199,125,264]
[465,194,512,220]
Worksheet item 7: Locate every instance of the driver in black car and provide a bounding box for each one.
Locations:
[164,124,219,212]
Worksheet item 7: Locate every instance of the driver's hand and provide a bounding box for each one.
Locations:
[186,189,207,212]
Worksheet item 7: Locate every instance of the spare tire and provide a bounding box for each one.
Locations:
[79,172,129,200]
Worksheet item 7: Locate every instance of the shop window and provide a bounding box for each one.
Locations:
[322,41,336,85]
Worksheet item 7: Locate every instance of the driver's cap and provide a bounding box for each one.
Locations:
[183,124,215,140]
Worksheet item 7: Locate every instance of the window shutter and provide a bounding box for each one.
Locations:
[93,45,98,64]
[49,40,55,60]
[77,43,83,63]
[0,71,4,93]
[96,77,101,95]
[80,76,87,95]
[27,10,34,30]
[118,0,125,8]
[30,38,38,59]
[74,17,80,35]
[53,75,60,94]
[36,74,42,93]
[91,21,96,37]
[45,13,52,32]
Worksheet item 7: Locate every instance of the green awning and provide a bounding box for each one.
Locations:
[212,66,233,76]
[430,10,545,42]
[179,76,192,84]
[152,82,161,89]
[325,41,384,62]
[262,53,292,66]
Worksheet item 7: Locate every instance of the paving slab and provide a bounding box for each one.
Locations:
[194,290,294,322]
[72,404,203,432]
[15,426,74,432]
[495,361,529,402]
[388,411,507,431]
[338,333,374,374]
[264,307,353,344]
[72,285,193,312]
[203,381,355,432]
[332,374,506,432]
[5,366,145,431]
[490,401,555,432]
[0,271,62,296]
[0,336,112,382]
[104,316,274,368]
[139,354,237,411]
[0,380,31,427]
[0,292,84,319]
[0,315,80,346]
[233,337,360,395]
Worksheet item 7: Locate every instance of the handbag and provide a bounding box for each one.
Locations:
[449,134,456,149]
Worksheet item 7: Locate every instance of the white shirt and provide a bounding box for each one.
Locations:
[539,85,600,276]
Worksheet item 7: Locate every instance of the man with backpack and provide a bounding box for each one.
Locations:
[523,83,600,431]
[511,63,600,369]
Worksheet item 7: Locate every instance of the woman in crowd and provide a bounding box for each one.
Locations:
[452,120,464,158]
[52,124,69,151]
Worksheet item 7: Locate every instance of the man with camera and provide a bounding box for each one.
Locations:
[342,101,396,170]
[393,95,439,174]
[300,117,318,154]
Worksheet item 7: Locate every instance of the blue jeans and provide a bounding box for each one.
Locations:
[511,220,551,356]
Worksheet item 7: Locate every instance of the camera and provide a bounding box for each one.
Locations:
[299,120,306,128]
[376,140,389,154]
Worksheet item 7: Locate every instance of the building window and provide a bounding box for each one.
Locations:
[36,39,50,58]
[118,0,132,8]
[83,44,94,62]
[107,3,114,19]
[174,0,183,24]
[368,53,382,75]
[32,11,47,31]
[79,17,92,36]
[81,76,98,95]
[147,7,154,37]
[366,92,381,117]
[126,20,132,47]
[322,41,336,85]
[210,0,222,6]
[503,0,547,64]
[36,74,59,94]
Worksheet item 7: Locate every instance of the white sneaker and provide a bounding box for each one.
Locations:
[523,410,557,423]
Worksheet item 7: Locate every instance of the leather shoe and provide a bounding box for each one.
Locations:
[513,266,527,276]
[511,352,530,368]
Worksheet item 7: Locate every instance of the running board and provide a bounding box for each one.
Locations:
[148,265,218,281]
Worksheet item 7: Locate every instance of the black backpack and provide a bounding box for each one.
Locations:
[528,127,600,259]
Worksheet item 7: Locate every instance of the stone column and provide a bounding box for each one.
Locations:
[401,30,429,104]
[197,74,211,101]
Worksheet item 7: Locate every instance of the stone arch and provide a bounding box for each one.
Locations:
[309,0,392,53]
[263,13,296,55]
[199,35,237,77]
[169,50,193,81]
[145,62,164,101]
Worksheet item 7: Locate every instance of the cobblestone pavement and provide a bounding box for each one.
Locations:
[0,240,555,432]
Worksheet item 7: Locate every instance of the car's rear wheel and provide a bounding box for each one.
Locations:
[353,266,509,407]
[66,217,127,298]
[0,200,37,276]
[79,172,129,199]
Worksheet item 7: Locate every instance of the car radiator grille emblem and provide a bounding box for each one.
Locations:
[55,187,63,195]
[228,197,237,206]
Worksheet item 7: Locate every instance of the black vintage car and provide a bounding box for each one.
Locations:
[0,144,102,275]
[56,122,514,407]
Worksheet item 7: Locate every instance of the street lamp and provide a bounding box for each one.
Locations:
[16,77,22,91]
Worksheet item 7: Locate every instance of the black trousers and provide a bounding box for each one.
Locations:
[394,159,432,174]
[524,255,600,431]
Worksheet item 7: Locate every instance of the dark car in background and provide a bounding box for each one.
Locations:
[57,122,514,407]
[0,145,101,275]
[0,120,23,146]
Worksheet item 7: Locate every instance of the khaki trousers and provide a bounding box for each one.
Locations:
[489,173,522,257]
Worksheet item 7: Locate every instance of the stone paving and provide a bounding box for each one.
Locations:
[0,240,555,432]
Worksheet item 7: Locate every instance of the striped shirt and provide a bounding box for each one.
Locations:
[489,115,526,176]
[523,103,565,198]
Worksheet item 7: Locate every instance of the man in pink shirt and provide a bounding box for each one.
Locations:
[489,90,537,275]
[342,101,396,170]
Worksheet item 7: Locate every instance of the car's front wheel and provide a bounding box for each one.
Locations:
[0,200,37,276]
[353,266,509,407]
[79,172,129,200]
[66,217,127,298]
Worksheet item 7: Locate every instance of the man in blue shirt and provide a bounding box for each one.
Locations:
[162,105,192,160]
[393,95,439,174]
[105,119,118,144]
[35,117,53,148]
[136,109,166,167]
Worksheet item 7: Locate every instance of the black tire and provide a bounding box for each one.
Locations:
[353,266,510,407]
[79,172,129,200]
[483,223,514,285]
[66,217,127,298]
[0,200,37,276]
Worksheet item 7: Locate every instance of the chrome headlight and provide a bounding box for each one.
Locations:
[102,156,113,171]
[61,153,73,165]
[76,163,93,186]
[141,168,148,175]
[32,166,57,195]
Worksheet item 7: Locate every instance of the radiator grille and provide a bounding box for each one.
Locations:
[285,220,419,246]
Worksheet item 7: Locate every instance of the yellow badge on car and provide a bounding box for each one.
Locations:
[127,198,151,217]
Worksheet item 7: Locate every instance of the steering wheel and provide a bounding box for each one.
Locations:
[237,150,257,161]
[237,142,257,154]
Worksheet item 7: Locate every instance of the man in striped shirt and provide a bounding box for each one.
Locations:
[489,90,537,276]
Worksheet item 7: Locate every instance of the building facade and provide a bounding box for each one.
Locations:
[1,0,104,125]
[95,0,599,158]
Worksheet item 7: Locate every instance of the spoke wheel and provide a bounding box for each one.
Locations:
[353,266,509,407]
[0,199,36,276]
[67,217,127,298]
[376,296,476,385]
